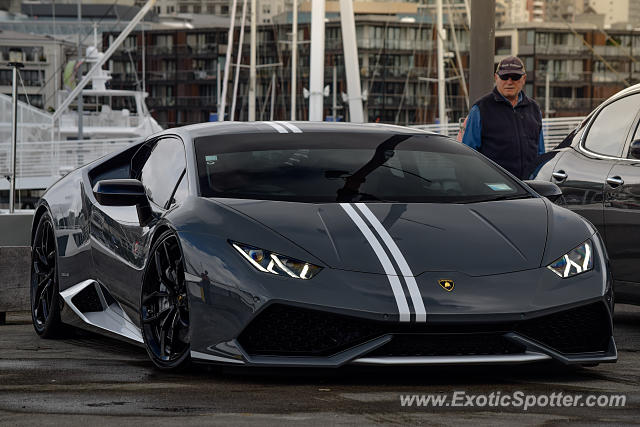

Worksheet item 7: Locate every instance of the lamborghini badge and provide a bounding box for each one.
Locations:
[438,279,455,291]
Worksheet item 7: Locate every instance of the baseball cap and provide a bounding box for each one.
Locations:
[496,56,526,76]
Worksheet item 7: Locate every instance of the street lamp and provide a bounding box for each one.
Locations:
[8,61,24,214]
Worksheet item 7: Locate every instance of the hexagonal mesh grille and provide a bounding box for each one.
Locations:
[238,302,611,357]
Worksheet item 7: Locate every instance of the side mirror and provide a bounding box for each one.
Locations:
[523,180,563,202]
[629,140,640,160]
[93,179,147,206]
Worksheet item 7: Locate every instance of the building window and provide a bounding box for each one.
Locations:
[180,5,188,13]
[526,30,534,45]
[193,5,201,13]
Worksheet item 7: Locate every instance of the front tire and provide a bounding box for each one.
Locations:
[140,230,191,370]
[30,212,63,337]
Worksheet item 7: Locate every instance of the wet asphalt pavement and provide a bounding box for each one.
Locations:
[0,306,638,426]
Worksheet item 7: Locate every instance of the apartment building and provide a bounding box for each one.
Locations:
[499,0,530,25]
[498,21,640,116]
[137,0,291,24]
[587,0,640,27]
[0,30,73,110]
[105,12,471,127]
[104,13,638,127]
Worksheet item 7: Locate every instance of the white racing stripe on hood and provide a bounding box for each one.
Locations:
[262,121,288,133]
[355,203,427,322]
[339,203,411,322]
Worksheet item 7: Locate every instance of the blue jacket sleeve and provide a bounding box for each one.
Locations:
[462,105,482,151]
[538,112,545,155]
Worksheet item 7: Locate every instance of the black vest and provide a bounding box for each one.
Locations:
[475,87,542,179]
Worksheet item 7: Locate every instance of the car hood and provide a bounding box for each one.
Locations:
[214,198,557,276]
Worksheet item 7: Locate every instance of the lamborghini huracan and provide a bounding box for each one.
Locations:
[30,121,616,370]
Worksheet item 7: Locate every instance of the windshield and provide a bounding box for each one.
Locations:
[194,132,529,203]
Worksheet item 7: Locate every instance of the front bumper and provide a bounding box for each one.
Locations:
[190,298,616,367]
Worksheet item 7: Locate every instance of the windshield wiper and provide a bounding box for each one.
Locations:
[461,194,533,203]
[336,190,397,203]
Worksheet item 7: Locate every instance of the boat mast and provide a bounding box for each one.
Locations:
[77,0,84,140]
[436,0,446,126]
[230,0,248,121]
[309,0,325,121]
[291,0,298,120]
[218,0,238,121]
[339,0,364,122]
[248,0,256,120]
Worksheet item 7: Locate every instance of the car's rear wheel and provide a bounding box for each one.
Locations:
[30,213,63,337]
[140,230,191,370]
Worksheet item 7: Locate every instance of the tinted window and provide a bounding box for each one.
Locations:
[195,133,528,203]
[584,94,640,157]
[141,138,186,208]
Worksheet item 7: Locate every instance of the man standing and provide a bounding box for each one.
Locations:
[462,56,544,179]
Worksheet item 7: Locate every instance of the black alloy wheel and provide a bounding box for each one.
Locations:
[141,230,191,370]
[30,213,63,337]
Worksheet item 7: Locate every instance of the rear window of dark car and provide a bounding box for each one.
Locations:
[194,132,528,203]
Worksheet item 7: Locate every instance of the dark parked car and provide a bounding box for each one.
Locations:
[530,84,640,305]
[31,121,616,371]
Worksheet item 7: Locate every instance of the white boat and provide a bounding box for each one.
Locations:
[1,0,159,209]
[57,45,162,140]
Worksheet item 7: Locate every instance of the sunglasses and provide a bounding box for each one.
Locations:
[499,74,523,81]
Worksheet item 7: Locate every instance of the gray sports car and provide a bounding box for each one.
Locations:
[30,122,616,370]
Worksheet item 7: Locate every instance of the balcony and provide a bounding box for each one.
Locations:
[361,66,436,79]
[328,38,434,51]
[0,78,43,87]
[110,72,140,82]
[537,97,599,112]
[535,45,587,55]
[1,52,47,63]
[192,70,218,80]
[534,71,590,83]
[593,45,631,57]
[593,71,629,83]
[147,45,176,55]
[148,71,177,80]
[147,97,175,107]
[177,44,218,56]
[175,96,217,107]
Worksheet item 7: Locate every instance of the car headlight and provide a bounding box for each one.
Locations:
[231,242,322,280]
[547,239,593,278]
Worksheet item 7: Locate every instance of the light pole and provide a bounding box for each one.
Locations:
[8,62,24,213]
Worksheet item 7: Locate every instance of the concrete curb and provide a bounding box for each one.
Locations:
[0,246,31,322]
[0,213,33,323]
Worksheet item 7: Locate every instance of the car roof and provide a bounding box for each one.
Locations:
[165,121,438,141]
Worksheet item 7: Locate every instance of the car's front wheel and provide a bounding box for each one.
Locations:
[140,230,191,370]
[30,212,63,337]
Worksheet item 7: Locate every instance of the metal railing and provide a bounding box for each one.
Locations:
[593,45,631,57]
[535,45,588,55]
[538,97,605,111]
[413,116,585,152]
[533,71,591,83]
[0,116,588,190]
[0,138,138,185]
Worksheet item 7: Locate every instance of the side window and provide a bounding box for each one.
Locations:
[169,171,189,206]
[584,94,640,157]
[140,138,186,208]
